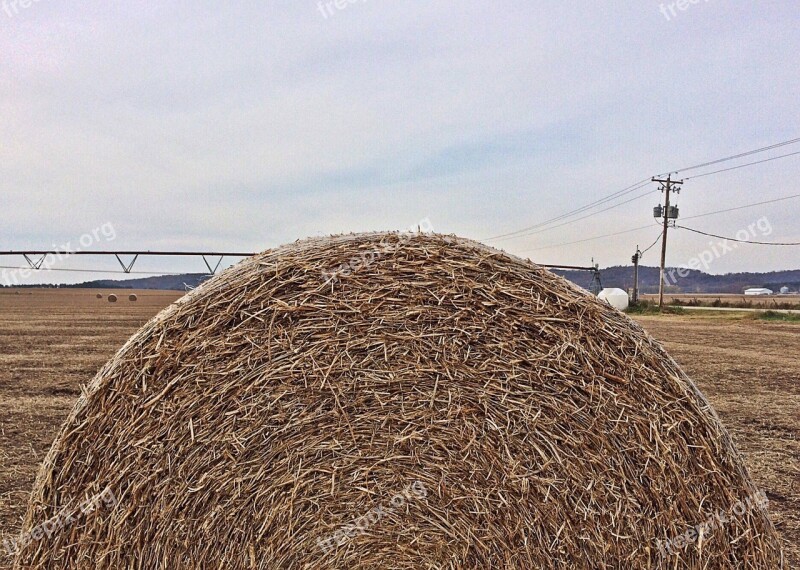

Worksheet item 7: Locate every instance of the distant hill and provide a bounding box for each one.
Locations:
[63,273,211,291]
[6,266,800,294]
[554,266,800,294]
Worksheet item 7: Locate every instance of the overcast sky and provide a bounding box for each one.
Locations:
[1,1,799,284]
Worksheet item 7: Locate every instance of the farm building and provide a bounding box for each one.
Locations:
[744,288,773,296]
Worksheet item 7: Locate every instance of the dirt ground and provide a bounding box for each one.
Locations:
[0,289,797,567]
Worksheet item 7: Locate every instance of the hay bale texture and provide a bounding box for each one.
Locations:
[15,233,783,569]
[106,294,117,303]
[128,294,138,302]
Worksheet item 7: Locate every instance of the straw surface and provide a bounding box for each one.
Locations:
[14,233,783,569]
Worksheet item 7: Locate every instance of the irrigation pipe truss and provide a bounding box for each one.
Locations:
[0,251,599,276]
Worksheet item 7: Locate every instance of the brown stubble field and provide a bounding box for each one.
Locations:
[641,293,800,309]
[0,289,797,568]
[634,313,800,565]
[0,289,183,569]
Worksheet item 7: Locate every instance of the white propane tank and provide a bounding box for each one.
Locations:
[598,288,630,311]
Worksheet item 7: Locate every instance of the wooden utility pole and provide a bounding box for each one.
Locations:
[631,246,641,304]
[652,175,683,308]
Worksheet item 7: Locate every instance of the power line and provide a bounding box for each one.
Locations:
[629,230,663,302]
[485,178,652,241]
[506,186,655,239]
[660,136,800,176]
[489,183,655,243]
[684,150,800,180]
[486,136,800,243]
[681,192,800,221]
[515,193,800,253]
[640,230,664,256]
[674,226,800,245]
[518,223,656,253]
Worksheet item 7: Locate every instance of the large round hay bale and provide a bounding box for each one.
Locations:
[106,294,117,303]
[128,294,138,302]
[15,233,782,569]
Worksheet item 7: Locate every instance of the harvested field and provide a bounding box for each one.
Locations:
[634,312,800,564]
[641,293,800,310]
[0,278,796,567]
[0,287,183,558]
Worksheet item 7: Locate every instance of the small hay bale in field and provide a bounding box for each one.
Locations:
[96,293,103,299]
[15,233,783,569]
[106,294,117,303]
[128,294,138,302]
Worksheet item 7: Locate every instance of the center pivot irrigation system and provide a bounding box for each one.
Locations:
[0,250,603,288]
[0,250,255,276]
